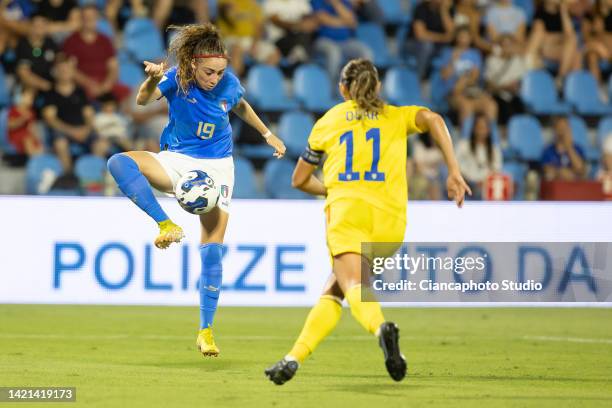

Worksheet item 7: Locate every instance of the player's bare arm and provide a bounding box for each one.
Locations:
[136,61,165,106]
[231,98,286,158]
[415,109,472,207]
[292,158,327,196]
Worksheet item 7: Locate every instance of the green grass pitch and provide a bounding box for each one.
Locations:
[1,305,611,407]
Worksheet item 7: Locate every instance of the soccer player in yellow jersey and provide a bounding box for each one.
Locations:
[265,59,471,385]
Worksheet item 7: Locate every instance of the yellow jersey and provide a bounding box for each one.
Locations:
[307,101,427,219]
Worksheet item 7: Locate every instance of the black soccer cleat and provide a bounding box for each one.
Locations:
[378,322,407,381]
[265,358,299,385]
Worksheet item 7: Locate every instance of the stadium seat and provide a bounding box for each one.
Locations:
[564,70,612,116]
[97,17,114,38]
[0,65,10,108]
[502,161,528,200]
[429,71,450,113]
[520,70,570,115]
[383,66,428,107]
[513,0,535,23]
[292,64,339,112]
[263,159,310,199]
[0,108,17,154]
[233,156,262,199]
[247,65,298,112]
[278,111,314,158]
[568,116,600,161]
[74,155,107,194]
[375,0,411,25]
[597,116,612,147]
[460,115,501,145]
[123,17,166,63]
[356,23,397,68]
[25,154,63,194]
[118,50,145,88]
[507,114,544,161]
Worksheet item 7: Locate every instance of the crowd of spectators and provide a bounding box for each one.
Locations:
[0,0,611,200]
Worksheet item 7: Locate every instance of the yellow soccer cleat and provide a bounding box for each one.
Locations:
[196,328,220,357]
[154,220,184,249]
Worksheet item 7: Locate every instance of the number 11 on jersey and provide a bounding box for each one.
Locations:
[338,128,386,182]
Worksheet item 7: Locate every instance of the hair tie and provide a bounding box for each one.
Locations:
[193,54,228,59]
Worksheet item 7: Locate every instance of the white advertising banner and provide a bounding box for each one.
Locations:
[0,197,611,306]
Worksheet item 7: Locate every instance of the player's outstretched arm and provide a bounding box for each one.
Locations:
[415,109,472,208]
[232,98,286,158]
[292,158,326,196]
[136,61,165,106]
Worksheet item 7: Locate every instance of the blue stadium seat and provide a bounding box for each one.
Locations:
[293,64,339,112]
[564,70,612,116]
[568,116,600,161]
[356,23,397,68]
[75,154,106,194]
[25,154,63,194]
[0,65,10,108]
[97,17,114,37]
[123,17,166,62]
[375,0,411,25]
[513,0,535,23]
[247,65,298,111]
[507,114,544,161]
[383,66,427,107]
[278,110,314,158]
[429,71,450,113]
[233,156,262,199]
[520,70,570,115]
[118,50,145,88]
[597,116,612,147]
[0,108,17,154]
[502,161,528,200]
[263,158,310,199]
[460,115,501,145]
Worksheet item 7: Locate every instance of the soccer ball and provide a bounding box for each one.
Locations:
[174,170,220,215]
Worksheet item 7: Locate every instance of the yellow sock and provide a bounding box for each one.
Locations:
[287,295,342,363]
[345,284,385,335]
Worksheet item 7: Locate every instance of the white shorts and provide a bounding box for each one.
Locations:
[148,151,234,213]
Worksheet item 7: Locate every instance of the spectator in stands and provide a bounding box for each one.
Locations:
[217,0,281,76]
[15,13,57,95]
[583,0,612,83]
[42,53,107,172]
[485,0,527,45]
[351,0,385,25]
[410,132,443,200]
[598,133,612,197]
[406,0,454,79]
[93,93,132,152]
[484,34,526,125]
[263,0,318,67]
[124,87,166,153]
[456,113,502,199]
[526,0,581,86]
[105,0,149,33]
[0,0,35,63]
[455,0,490,53]
[541,116,587,181]
[440,25,498,126]
[34,0,80,41]
[152,0,208,33]
[7,87,42,158]
[311,0,372,81]
[62,4,130,103]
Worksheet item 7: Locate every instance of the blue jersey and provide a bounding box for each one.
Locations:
[157,66,245,158]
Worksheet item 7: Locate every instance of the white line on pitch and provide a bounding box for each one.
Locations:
[523,335,612,344]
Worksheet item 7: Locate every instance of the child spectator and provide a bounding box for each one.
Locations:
[456,113,502,199]
[7,87,43,158]
[93,93,132,152]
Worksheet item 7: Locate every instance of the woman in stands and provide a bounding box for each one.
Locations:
[107,23,286,358]
[265,58,470,385]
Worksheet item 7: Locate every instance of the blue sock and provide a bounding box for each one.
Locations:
[199,243,223,329]
[107,153,169,223]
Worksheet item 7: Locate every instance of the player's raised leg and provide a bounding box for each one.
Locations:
[335,252,406,382]
[107,151,184,249]
[265,275,344,385]
[196,206,229,357]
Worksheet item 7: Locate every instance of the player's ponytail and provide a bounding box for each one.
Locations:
[340,59,384,118]
[167,23,228,94]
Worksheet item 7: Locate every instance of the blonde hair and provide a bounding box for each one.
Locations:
[167,23,227,94]
[340,59,384,118]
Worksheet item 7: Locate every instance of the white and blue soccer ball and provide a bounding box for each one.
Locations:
[174,170,220,215]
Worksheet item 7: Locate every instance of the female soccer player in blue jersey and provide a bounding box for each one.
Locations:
[107,23,286,357]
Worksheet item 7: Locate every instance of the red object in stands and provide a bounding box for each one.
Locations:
[540,180,605,201]
[484,173,513,201]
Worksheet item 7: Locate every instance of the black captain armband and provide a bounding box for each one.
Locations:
[301,145,324,165]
